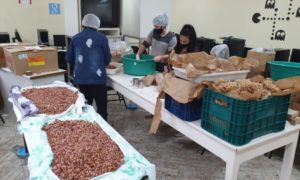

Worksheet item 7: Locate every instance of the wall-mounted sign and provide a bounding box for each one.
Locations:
[18,0,32,5]
[49,3,61,15]
[252,0,300,41]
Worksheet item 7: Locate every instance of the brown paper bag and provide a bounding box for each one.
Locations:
[141,75,155,86]
[149,91,165,134]
[246,50,275,73]
[275,77,300,114]
[162,73,205,103]
[169,51,214,69]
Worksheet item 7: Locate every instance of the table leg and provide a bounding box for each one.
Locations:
[279,134,299,180]
[225,157,240,180]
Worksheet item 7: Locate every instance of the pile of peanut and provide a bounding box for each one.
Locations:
[43,120,124,179]
[22,87,78,114]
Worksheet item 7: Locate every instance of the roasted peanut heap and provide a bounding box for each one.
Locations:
[22,87,78,114]
[43,120,124,180]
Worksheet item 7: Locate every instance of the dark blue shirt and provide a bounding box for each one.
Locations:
[65,28,111,85]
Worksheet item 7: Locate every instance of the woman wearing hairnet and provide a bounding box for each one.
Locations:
[136,13,177,72]
[65,13,111,121]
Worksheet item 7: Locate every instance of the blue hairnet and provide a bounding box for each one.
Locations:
[152,13,169,27]
[82,14,101,29]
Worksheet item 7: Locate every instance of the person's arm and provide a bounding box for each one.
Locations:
[102,37,111,66]
[168,35,177,51]
[65,39,75,65]
[137,44,146,58]
[154,54,169,62]
[136,31,153,59]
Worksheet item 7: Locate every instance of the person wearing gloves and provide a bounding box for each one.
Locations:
[174,24,199,54]
[65,13,111,121]
[136,13,177,72]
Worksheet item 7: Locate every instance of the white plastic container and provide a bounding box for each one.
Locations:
[173,67,249,83]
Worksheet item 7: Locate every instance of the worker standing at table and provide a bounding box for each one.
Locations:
[65,13,111,121]
[136,13,177,72]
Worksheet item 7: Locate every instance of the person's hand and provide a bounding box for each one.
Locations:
[154,56,162,62]
[135,54,140,60]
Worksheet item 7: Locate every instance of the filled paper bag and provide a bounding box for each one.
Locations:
[169,51,214,69]
[162,73,205,103]
[275,76,300,114]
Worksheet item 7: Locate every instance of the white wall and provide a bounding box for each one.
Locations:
[121,0,141,37]
[122,0,171,39]
[171,0,300,49]
[64,0,80,36]
[139,0,171,38]
[0,0,65,43]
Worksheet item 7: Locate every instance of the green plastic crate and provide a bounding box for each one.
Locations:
[268,61,300,80]
[122,54,155,76]
[201,88,290,146]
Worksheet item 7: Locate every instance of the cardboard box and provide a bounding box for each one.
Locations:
[4,46,58,75]
[0,43,36,68]
[247,50,275,72]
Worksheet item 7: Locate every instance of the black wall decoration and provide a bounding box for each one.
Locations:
[252,0,300,41]
[265,0,276,9]
[296,7,300,17]
[274,29,286,40]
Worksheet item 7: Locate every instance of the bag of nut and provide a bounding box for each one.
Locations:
[11,81,85,121]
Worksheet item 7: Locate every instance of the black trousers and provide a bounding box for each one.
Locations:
[79,84,107,121]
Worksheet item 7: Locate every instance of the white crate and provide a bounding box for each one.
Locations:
[173,67,249,83]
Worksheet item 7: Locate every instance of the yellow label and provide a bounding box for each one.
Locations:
[28,56,45,66]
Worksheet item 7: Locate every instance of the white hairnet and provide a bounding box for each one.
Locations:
[210,44,230,59]
[152,13,169,27]
[82,14,101,29]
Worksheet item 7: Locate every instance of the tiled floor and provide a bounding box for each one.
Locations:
[0,115,26,180]
[1,100,300,179]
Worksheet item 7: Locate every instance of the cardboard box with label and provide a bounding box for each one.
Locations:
[0,43,36,68]
[4,46,58,75]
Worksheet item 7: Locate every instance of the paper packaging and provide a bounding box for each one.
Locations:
[0,43,36,68]
[4,46,58,75]
[149,73,205,134]
[246,50,275,73]
[275,77,300,120]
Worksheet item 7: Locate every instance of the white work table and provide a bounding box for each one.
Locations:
[107,72,300,180]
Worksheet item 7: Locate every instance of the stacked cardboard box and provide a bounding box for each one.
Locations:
[4,46,58,75]
[0,43,37,68]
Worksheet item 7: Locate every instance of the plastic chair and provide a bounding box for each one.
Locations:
[107,86,127,109]
[290,49,300,62]
[243,47,253,58]
[0,32,10,43]
[223,36,246,57]
[274,49,290,61]
[57,51,68,82]
[197,37,216,54]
